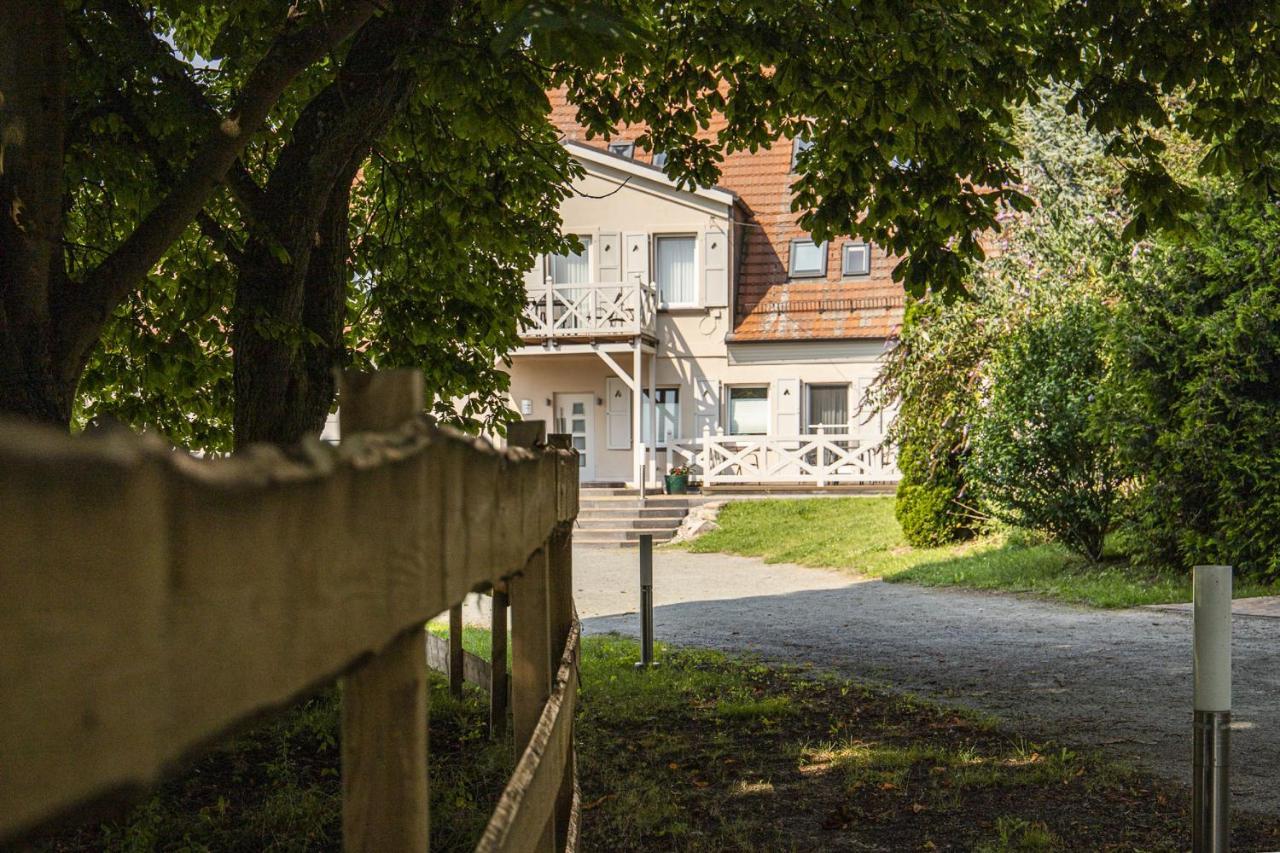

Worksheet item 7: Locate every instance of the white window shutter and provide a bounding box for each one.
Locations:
[523,255,545,291]
[624,233,650,286]
[606,377,631,449]
[598,232,621,281]
[774,378,800,436]
[694,378,721,435]
[704,230,728,307]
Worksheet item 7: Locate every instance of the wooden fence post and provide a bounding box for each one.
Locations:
[490,585,510,738]
[449,604,464,699]
[509,546,556,853]
[339,370,430,853]
[546,434,577,850]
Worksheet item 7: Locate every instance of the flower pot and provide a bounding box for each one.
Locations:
[664,473,689,495]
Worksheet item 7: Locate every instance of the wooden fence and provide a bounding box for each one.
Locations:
[0,370,581,852]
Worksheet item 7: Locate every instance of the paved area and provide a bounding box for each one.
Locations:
[568,545,1280,818]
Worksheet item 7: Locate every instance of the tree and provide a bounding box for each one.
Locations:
[8,0,1280,448]
[1111,195,1280,581]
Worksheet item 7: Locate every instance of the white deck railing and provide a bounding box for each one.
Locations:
[523,279,658,340]
[664,428,899,486]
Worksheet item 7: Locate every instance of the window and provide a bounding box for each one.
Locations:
[608,140,635,158]
[789,238,827,278]
[651,150,668,168]
[728,386,768,435]
[807,385,849,433]
[548,236,591,284]
[642,388,680,446]
[842,242,871,277]
[791,137,813,171]
[655,235,697,305]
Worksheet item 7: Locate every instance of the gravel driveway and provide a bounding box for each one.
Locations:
[572,545,1280,818]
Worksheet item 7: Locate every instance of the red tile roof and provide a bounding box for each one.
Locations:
[548,89,904,342]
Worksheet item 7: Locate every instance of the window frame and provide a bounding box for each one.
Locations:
[791,137,813,172]
[642,386,681,447]
[607,140,636,158]
[841,241,871,277]
[653,233,699,308]
[805,383,851,434]
[547,234,593,284]
[651,150,668,168]
[788,238,828,279]
[726,385,770,436]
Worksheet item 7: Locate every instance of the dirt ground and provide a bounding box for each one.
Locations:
[545,545,1280,818]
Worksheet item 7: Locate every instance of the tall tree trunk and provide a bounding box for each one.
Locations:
[230,1,437,448]
[0,0,70,424]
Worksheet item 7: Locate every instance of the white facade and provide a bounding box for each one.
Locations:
[504,143,898,486]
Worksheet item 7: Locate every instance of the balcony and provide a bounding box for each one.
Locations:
[522,279,658,342]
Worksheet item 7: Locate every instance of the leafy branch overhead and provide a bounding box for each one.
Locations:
[6,0,1280,448]
[562,0,1280,298]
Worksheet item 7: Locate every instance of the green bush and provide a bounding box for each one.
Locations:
[1111,194,1280,581]
[895,482,970,547]
[967,299,1122,562]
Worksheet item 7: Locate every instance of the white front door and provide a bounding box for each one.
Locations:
[555,393,595,481]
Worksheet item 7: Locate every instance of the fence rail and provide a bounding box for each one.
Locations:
[522,279,657,340]
[667,430,900,486]
[0,369,580,852]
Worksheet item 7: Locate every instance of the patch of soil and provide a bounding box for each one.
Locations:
[577,652,1280,852]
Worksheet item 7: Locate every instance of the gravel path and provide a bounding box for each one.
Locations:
[571,545,1280,818]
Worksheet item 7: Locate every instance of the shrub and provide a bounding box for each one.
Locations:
[895,482,970,547]
[967,298,1122,562]
[1111,194,1280,581]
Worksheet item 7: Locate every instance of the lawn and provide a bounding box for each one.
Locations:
[675,496,1280,608]
[33,631,1280,851]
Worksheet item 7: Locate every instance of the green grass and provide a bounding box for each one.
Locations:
[37,632,1280,852]
[675,496,1280,608]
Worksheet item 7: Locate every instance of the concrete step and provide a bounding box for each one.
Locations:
[576,517,682,531]
[576,507,688,519]
[574,528,675,546]
[579,496,691,510]
[579,487,640,497]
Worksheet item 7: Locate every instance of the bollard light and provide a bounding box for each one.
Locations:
[636,534,657,668]
[1192,564,1231,853]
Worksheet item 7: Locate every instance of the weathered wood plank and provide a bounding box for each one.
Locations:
[340,370,430,853]
[425,631,498,691]
[475,622,580,853]
[0,424,168,841]
[449,605,465,699]
[509,547,556,853]
[0,367,579,846]
[491,586,511,739]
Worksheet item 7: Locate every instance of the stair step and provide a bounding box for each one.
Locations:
[576,507,688,519]
[571,527,676,542]
[576,518,682,531]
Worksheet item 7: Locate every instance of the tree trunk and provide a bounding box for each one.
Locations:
[0,0,71,425]
[230,2,436,448]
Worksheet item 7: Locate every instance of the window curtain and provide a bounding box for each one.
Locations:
[549,237,591,284]
[656,236,696,304]
[807,385,848,431]
[729,387,768,435]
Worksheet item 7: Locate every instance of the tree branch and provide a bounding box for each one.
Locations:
[55,0,379,375]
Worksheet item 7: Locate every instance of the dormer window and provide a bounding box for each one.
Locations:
[791,137,813,171]
[608,141,635,158]
[789,238,827,278]
[842,242,871,277]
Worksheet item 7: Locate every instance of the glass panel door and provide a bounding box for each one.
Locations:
[555,393,595,480]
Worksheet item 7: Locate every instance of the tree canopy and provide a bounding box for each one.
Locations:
[5,0,1280,447]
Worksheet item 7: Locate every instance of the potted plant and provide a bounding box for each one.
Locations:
[665,464,692,495]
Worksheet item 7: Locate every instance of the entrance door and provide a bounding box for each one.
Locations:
[555,393,595,480]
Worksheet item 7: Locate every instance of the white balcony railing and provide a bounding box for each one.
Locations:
[664,428,900,486]
[523,279,658,340]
